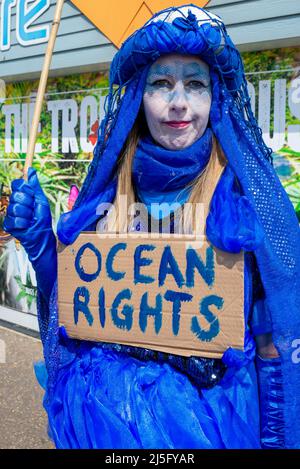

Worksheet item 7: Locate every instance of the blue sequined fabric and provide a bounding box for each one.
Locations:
[72,342,227,390]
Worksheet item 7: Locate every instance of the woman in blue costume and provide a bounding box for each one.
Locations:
[3,5,300,449]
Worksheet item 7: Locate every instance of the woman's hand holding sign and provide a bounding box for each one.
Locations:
[3,168,57,303]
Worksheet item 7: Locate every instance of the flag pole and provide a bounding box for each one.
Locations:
[24,0,65,180]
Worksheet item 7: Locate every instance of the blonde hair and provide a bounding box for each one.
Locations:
[106,121,227,234]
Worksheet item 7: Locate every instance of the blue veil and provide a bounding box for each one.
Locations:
[56,5,300,447]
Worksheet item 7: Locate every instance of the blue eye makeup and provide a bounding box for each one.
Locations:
[151,79,172,87]
[186,80,207,89]
[144,60,211,101]
[146,62,210,90]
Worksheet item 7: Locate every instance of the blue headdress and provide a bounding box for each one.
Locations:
[57,5,300,447]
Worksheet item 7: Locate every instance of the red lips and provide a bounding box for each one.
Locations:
[164,121,191,129]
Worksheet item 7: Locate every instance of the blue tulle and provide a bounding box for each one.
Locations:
[34,360,48,390]
[40,343,260,449]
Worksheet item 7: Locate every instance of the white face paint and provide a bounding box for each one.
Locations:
[143,54,212,150]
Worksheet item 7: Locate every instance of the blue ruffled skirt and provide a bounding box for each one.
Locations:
[35,344,261,449]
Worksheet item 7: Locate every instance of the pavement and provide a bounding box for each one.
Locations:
[0,324,54,449]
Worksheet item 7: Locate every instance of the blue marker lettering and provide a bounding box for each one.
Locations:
[73,286,93,326]
[111,289,133,331]
[186,246,215,288]
[98,287,105,328]
[159,245,184,288]
[191,295,224,342]
[75,242,101,282]
[106,243,127,281]
[139,292,162,334]
[134,244,155,284]
[164,290,193,335]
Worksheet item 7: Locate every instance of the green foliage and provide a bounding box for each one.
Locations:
[0,152,88,224]
[283,173,300,209]
[0,247,9,305]
[278,146,300,216]
[279,148,300,158]
[14,274,37,310]
[0,71,109,223]
[242,47,299,74]
[242,47,300,132]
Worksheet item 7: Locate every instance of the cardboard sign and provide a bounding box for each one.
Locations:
[58,233,244,359]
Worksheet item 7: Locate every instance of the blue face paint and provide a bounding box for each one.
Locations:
[164,290,193,336]
[191,294,224,342]
[159,245,185,288]
[145,62,210,101]
[111,288,133,331]
[139,292,163,334]
[186,246,215,288]
[73,286,94,326]
[75,243,102,283]
[143,54,212,150]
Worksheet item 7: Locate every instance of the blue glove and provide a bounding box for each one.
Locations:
[3,168,57,303]
[256,355,285,448]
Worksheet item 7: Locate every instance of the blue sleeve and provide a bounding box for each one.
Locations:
[249,254,273,336]
[251,298,273,336]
